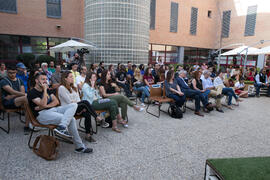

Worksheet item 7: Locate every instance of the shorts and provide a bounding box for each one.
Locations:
[235,89,242,95]
[2,98,18,109]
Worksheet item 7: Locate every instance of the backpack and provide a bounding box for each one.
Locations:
[33,135,59,160]
[248,85,256,97]
[168,103,183,119]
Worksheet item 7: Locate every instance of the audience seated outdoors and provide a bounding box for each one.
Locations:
[254,69,270,97]
[27,72,93,153]
[164,70,186,108]
[214,71,242,109]
[176,70,214,116]
[0,64,29,133]
[234,77,249,98]
[82,72,126,133]
[99,70,144,124]
[58,71,107,143]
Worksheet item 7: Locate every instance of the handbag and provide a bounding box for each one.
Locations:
[33,135,59,160]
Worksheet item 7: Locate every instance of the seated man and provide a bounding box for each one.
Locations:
[214,71,242,109]
[201,70,224,113]
[27,72,92,153]
[0,64,29,133]
[176,70,213,117]
[51,64,62,90]
[254,69,270,97]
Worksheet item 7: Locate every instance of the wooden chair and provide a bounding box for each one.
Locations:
[0,91,24,134]
[146,84,174,118]
[24,103,57,149]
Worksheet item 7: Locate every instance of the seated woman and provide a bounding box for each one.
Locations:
[115,65,133,98]
[82,72,125,133]
[99,70,144,122]
[191,71,211,112]
[58,71,106,143]
[234,77,248,98]
[143,67,155,92]
[164,70,186,108]
[131,68,150,107]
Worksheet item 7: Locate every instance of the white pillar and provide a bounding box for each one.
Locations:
[257,54,265,69]
[178,47,184,65]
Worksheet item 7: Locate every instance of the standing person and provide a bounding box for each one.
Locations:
[58,71,106,143]
[82,72,125,133]
[51,64,62,90]
[48,61,56,74]
[115,65,133,98]
[70,63,80,85]
[0,64,29,133]
[99,70,144,122]
[28,72,92,153]
[16,62,29,93]
[0,63,7,79]
[75,65,87,91]
[164,70,185,108]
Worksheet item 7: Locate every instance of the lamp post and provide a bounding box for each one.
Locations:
[215,43,245,71]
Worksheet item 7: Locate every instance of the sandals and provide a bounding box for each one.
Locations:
[118,119,128,128]
[112,127,121,133]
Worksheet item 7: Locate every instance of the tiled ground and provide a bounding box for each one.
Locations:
[0,97,269,180]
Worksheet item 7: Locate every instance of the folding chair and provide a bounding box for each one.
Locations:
[146,84,174,118]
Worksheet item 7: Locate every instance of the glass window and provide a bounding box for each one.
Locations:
[47,0,61,18]
[0,0,17,14]
[166,46,178,63]
[0,35,19,61]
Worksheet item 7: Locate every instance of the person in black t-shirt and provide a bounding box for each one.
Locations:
[0,64,29,134]
[97,61,105,81]
[27,72,92,153]
[115,65,133,97]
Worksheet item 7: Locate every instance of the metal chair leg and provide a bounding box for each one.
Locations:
[0,112,10,134]
[28,126,35,149]
[146,102,161,118]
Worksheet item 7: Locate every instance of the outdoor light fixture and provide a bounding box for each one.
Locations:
[56,25,61,29]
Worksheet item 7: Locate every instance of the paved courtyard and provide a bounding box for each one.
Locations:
[0,97,270,180]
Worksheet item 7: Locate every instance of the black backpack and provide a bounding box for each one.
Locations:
[168,103,183,119]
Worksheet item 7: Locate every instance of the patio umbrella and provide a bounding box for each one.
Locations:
[221,46,259,56]
[255,45,270,54]
[49,40,96,52]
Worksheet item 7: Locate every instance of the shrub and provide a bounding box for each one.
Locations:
[36,55,56,65]
[16,53,35,68]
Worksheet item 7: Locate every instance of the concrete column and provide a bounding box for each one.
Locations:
[178,46,184,65]
[257,54,265,69]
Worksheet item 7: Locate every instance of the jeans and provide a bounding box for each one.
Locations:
[92,99,119,121]
[183,89,208,112]
[108,95,134,120]
[201,90,211,102]
[222,88,238,105]
[133,86,150,102]
[116,82,132,97]
[254,83,270,96]
[76,100,98,134]
[37,103,85,149]
[167,94,186,107]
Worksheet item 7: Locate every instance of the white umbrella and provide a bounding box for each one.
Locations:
[49,40,96,52]
[221,46,259,56]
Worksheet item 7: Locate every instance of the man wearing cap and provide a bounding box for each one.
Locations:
[16,62,29,93]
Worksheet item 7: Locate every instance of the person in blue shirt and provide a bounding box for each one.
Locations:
[16,62,29,93]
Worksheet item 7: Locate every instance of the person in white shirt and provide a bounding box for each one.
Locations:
[234,78,248,98]
[75,66,87,91]
[201,70,223,113]
[214,71,242,109]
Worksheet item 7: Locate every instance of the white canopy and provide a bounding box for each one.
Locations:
[49,40,95,52]
[221,46,259,56]
[255,45,270,55]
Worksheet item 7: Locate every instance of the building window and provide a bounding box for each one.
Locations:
[150,0,156,30]
[244,5,257,36]
[190,7,198,35]
[0,0,17,14]
[170,2,179,33]
[47,0,61,18]
[208,10,212,18]
[221,10,231,38]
